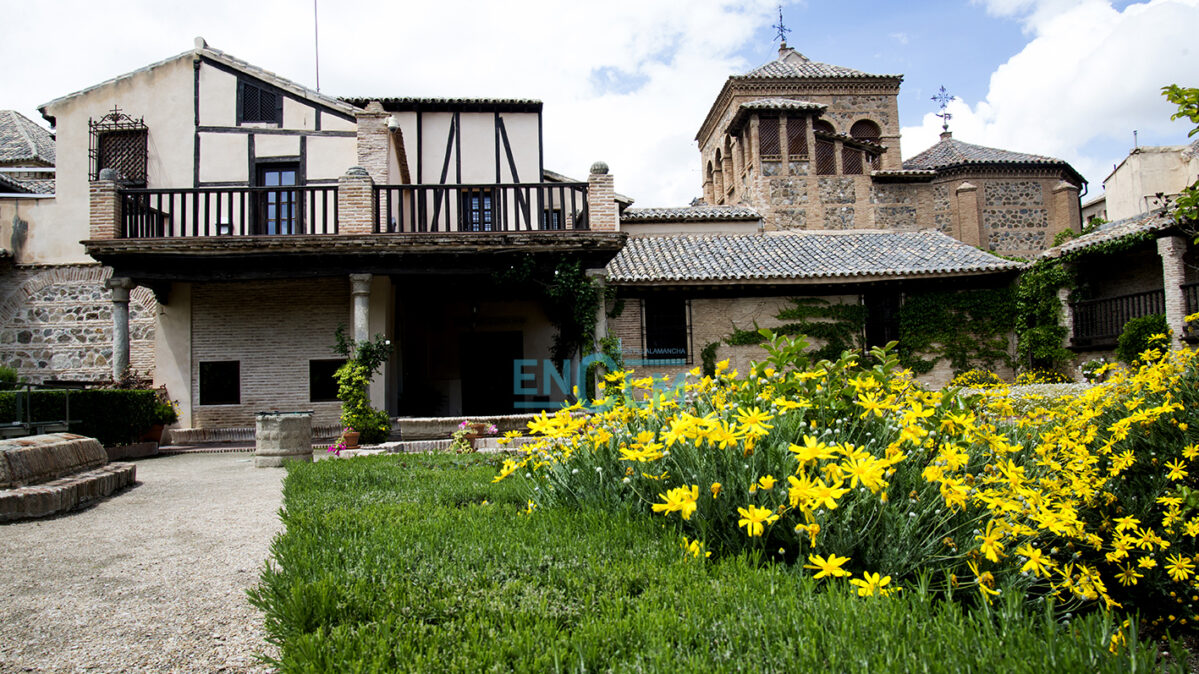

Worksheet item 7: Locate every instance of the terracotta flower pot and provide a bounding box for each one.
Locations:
[140,423,165,443]
[343,431,361,449]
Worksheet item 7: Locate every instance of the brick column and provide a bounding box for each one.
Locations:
[89,169,122,240]
[1158,235,1188,349]
[106,277,135,381]
[587,161,618,232]
[955,182,981,247]
[356,101,390,184]
[585,268,608,347]
[337,167,375,235]
[350,273,372,344]
[1051,180,1081,241]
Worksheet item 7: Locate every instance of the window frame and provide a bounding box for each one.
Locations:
[237,79,284,125]
[309,359,346,403]
[460,188,496,232]
[640,297,693,366]
[198,360,241,406]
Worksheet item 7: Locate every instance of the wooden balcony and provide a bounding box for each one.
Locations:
[373,182,588,233]
[120,186,338,238]
[1070,289,1165,348]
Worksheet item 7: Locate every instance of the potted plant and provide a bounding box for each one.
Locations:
[450,420,498,453]
[142,399,179,443]
[341,426,361,449]
[331,326,394,446]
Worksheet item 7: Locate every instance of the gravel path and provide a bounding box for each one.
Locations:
[0,452,284,673]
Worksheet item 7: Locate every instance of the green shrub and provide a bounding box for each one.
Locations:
[0,365,18,385]
[948,368,1003,387]
[1115,314,1169,364]
[0,389,157,445]
[250,454,1166,672]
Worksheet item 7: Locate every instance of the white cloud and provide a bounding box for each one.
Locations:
[0,0,780,206]
[907,0,1199,189]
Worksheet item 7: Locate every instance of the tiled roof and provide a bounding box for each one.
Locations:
[0,111,54,165]
[1041,210,1176,259]
[621,205,761,223]
[40,38,359,123]
[607,231,1022,284]
[342,97,542,113]
[903,136,1079,181]
[727,98,827,133]
[738,47,901,80]
[0,173,54,194]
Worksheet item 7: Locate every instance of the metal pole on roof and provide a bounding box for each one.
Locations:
[314,0,321,93]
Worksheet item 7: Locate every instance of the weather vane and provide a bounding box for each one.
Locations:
[772,4,791,45]
[931,86,955,132]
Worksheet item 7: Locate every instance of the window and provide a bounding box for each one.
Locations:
[813,120,836,175]
[642,297,691,365]
[199,361,240,405]
[255,164,299,235]
[309,359,345,402]
[759,116,781,157]
[541,208,563,230]
[89,107,148,185]
[864,292,901,349]
[460,189,495,232]
[239,81,283,124]
[786,117,808,158]
[843,147,863,175]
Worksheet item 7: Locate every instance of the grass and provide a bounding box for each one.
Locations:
[250,453,1177,673]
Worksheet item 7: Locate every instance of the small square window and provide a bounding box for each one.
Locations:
[642,297,691,365]
[239,81,282,125]
[199,361,240,405]
[310,359,345,403]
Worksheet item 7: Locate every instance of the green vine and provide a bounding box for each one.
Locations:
[896,289,1016,375]
[1013,260,1073,372]
[494,256,604,363]
[726,298,866,362]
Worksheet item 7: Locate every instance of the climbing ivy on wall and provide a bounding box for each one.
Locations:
[896,289,1016,375]
[726,298,866,362]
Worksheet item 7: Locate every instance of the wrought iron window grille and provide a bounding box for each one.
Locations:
[89,106,148,185]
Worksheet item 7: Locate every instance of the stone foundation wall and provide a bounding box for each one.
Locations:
[0,265,156,382]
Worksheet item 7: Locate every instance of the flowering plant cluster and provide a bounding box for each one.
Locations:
[451,420,499,453]
[495,321,1199,643]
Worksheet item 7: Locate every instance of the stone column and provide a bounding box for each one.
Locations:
[350,273,372,344]
[89,169,123,240]
[955,182,981,247]
[1158,235,1187,349]
[337,167,375,235]
[106,277,135,381]
[587,162,618,231]
[1057,286,1074,350]
[586,269,608,347]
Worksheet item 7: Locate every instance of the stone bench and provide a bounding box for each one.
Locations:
[0,433,135,522]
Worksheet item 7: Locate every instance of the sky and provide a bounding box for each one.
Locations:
[1,0,1197,207]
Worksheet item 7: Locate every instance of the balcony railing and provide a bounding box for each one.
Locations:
[373,182,588,233]
[1071,289,1165,347]
[120,186,338,238]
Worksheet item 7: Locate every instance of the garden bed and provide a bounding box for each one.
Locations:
[251,454,1168,673]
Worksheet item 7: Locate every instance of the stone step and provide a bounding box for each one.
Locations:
[0,462,136,522]
[0,433,109,489]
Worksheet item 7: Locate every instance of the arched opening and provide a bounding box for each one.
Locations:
[851,120,882,171]
[713,149,725,202]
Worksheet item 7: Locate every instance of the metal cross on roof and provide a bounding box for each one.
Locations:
[931,86,955,132]
[772,5,791,45]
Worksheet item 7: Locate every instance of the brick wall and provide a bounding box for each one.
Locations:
[191,278,350,428]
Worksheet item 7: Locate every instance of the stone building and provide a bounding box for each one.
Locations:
[1083,141,1199,223]
[604,44,1087,384]
[0,37,1146,437]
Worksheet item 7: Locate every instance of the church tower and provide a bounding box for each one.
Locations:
[696,44,904,230]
